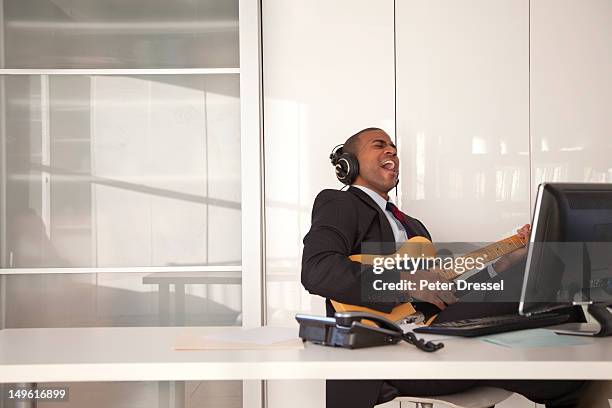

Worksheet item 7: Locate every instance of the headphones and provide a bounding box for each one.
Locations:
[329,142,400,187]
[329,144,359,185]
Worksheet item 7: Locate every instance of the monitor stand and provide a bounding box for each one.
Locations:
[552,303,612,337]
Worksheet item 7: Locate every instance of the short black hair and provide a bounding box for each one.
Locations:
[342,127,384,156]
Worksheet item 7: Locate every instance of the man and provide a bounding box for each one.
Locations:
[301,127,585,408]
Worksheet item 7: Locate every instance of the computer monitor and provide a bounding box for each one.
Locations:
[519,183,612,336]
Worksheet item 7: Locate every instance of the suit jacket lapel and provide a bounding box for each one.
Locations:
[348,186,396,244]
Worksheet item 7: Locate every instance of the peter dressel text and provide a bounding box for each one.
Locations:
[372,279,504,292]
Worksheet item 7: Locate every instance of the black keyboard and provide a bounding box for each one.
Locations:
[413,313,570,337]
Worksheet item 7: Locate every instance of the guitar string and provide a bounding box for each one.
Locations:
[434,235,526,281]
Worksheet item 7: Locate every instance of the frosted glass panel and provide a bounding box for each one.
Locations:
[2,0,239,68]
[3,74,241,268]
[4,272,241,328]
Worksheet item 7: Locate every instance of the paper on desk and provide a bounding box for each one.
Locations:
[175,327,304,350]
[481,329,590,348]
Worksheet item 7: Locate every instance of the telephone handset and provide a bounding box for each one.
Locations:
[334,311,403,332]
[296,311,444,352]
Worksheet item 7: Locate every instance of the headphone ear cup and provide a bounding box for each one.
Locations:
[334,160,348,183]
[337,153,359,185]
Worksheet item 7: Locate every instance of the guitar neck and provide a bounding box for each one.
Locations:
[454,234,526,275]
[351,234,526,280]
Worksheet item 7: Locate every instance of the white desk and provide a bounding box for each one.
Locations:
[0,326,611,383]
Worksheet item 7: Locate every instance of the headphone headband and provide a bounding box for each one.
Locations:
[329,144,344,163]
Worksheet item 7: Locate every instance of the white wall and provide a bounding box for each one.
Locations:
[395,0,530,243]
[262,0,395,325]
[262,0,395,405]
[263,0,612,321]
[263,0,611,407]
[530,0,612,190]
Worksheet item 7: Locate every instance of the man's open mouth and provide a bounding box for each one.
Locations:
[381,160,398,173]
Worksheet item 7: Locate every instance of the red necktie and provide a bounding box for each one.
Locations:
[386,201,416,238]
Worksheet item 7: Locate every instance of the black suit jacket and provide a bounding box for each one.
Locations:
[301,186,431,317]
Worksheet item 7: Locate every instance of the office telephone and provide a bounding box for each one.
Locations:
[295,311,444,352]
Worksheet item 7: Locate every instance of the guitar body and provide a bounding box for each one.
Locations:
[331,299,421,324]
[331,234,526,325]
[331,236,436,324]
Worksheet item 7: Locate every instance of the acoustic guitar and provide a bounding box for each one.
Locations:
[331,234,527,324]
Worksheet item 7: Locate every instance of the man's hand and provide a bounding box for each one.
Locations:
[493,224,531,274]
[401,270,457,310]
[515,223,531,243]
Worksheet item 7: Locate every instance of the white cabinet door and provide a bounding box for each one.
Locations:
[263,1,395,406]
[262,0,395,324]
[395,0,530,242]
[530,0,612,191]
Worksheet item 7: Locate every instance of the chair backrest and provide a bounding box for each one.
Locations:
[390,386,513,408]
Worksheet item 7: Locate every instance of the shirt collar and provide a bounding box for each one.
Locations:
[352,184,392,212]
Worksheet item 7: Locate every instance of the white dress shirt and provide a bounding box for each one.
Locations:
[353,185,408,243]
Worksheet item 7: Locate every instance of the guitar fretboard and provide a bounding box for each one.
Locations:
[438,234,526,280]
[463,234,526,264]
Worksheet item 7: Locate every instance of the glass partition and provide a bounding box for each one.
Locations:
[0,73,242,327]
[0,0,254,407]
[3,74,241,269]
[2,0,239,69]
[4,271,241,328]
